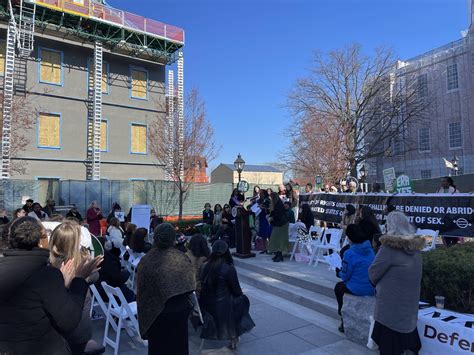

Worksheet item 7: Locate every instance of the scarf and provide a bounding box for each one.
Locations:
[136,247,196,338]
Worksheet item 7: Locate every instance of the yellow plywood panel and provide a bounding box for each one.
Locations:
[131,125,147,154]
[40,49,61,84]
[38,113,60,148]
[100,121,107,151]
[131,69,147,99]
[0,41,5,76]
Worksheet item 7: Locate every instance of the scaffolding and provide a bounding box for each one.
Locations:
[166,69,174,181]
[0,0,184,64]
[0,0,185,179]
[177,51,184,181]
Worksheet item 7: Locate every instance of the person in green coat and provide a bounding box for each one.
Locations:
[267,192,289,262]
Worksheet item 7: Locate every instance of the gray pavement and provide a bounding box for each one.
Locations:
[91,282,375,355]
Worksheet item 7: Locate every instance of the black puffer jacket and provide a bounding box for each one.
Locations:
[0,248,88,355]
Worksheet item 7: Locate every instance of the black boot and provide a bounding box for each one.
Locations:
[273,252,283,262]
[338,318,344,333]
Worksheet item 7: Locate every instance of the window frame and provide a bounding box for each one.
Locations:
[129,66,149,101]
[129,122,148,155]
[420,170,432,179]
[37,111,62,150]
[37,47,64,86]
[448,122,462,150]
[417,73,428,98]
[447,63,459,91]
[87,58,110,95]
[418,127,431,153]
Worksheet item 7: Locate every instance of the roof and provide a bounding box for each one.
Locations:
[220,164,281,173]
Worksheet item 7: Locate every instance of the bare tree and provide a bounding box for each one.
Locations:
[0,91,37,175]
[149,88,217,220]
[286,43,430,179]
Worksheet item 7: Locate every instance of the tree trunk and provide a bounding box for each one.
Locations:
[178,189,184,221]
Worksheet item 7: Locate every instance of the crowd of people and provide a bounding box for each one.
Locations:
[0,196,256,355]
[0,175,464,355]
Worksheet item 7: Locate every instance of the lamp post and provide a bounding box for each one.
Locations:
[234,153,245,183]
[359,164,367,183]
[452,156,459,176]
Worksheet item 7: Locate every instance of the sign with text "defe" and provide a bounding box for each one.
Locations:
[418,308,474,354]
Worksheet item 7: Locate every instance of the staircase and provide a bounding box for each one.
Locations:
[234,256,339,320]
[18,1,36,57]
[1,21,17,179]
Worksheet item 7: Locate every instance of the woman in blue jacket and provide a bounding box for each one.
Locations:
[334,224,375,333]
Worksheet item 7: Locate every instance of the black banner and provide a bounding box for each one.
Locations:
[299,193,474,237]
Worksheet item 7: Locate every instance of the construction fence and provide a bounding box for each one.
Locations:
[0,179,279,217]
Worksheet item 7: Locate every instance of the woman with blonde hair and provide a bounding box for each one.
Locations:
[49,221,103,355]
[0,217,100,355]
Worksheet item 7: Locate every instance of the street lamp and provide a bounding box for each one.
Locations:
[234,153,245,182]
[359,164,367,182]
[452,156,459,176]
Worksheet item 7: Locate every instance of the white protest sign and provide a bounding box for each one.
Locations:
[114,211,125,222]
[383,168,396,192]
[417,307,474,354]
[131,205,151,232]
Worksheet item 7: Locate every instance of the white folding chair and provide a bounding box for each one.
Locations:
[309,228,343,266]
[89,284,109,321]
[415,228,439,251]
[101,282,145,355]
[289,222,306,260]
[290,224,323,261]
[126,251,144,291]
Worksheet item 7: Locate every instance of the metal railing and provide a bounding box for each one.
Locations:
[29,0,185,43]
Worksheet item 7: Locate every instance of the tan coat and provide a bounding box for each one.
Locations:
[186,251,207,295]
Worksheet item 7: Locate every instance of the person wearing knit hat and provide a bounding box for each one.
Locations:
[137,222,195,354]
[334,224,375,333]
[153,222,176,249]
[212,239,228,255]
[200,240,255,350]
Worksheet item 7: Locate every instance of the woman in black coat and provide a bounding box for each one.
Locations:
[0,217,101,355]
[200,241,255,350]
[357,206,381,244]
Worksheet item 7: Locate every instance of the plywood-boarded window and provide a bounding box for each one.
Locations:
[39,48,62,85]
[131,68,148,99]
[88,59,109,94]
[0,41,5,76]
[38,113,61,148]
[131,124,147,154]
[100,120,108,151]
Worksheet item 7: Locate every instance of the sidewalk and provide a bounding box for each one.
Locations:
[91,282,375,355]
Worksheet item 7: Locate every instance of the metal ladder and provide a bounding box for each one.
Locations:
[18,0,36,57]
[177,51,184,180]
[1,21,17,179]
[90,41,103,180]
[166,69,174,180]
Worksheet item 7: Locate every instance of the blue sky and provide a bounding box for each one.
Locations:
[111,0,468,171]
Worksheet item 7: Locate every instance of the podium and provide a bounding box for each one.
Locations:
[232,207,256,259]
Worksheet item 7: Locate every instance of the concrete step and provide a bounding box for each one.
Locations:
[236,267,339,320]
[233,257,336,298]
